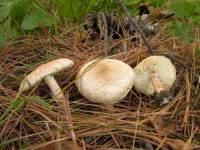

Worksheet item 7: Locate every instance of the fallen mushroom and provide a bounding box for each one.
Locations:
[133,56,176,104]
[19,58,74,100]
[75,58,135,105]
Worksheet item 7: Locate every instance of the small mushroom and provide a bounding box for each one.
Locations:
[75,58,135,105]
[19,58,74,100]
[19,58,78,149]
[133,56,176,103]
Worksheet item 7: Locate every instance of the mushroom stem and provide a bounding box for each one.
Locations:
[44,75,64,101]
[150,72,165,93]
[44,76,66,149]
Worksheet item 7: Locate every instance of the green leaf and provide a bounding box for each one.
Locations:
[79,0,93,20]
[0,34,4,48]
[73,0,93,21]
[195,46,200,58]
[11,98,24,109]
[58,0,93,21]
[0,98,24,124]
[124,0,140,5]
[0,17,12,41]
[171,0,195,18]
[194,4,200,14]
[10,0,29,20]
[8,26,21,39]
[127,6,139,16]
[191,16,200,26]
[57,0,75,20]
[21,10,54,30]
[0,3,13,21]
[0,18,21,41]
[168,21,194,43]
[31,96,51,110]
[0,0,12,5]
[196,47,200,53]
[147,0,166,7]
[124,0,139,15]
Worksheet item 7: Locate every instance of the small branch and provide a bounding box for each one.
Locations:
[98,12,109,56]
[116,0,154,54]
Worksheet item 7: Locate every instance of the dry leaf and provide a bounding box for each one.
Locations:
[73,30,88,42]
[165,138,192,150]
[151,116,176,135]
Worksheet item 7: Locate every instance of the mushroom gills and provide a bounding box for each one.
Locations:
[149,72,165,93]
[133,56,176,105]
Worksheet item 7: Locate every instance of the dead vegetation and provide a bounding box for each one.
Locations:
[0,22,200,150]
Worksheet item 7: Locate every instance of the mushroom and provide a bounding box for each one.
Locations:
[19,58,74,100]
[75,58,135,105]
[19,58,79,149]
[133,56,176,104]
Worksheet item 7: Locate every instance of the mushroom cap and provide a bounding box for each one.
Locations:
[20,58,74,92]
[133,56,176,95]
[75,58,135,105]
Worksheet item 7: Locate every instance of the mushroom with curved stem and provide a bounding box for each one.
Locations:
[133,56,176,105]
[19,58,74,100]
[19,58,78,150]
[1,58,74,123]
[75,58,135,109]
[0,58,79,149]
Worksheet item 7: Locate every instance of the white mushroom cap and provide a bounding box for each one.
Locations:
[133,56,176,95]
[20,58,74,92]
[75,58,135,105]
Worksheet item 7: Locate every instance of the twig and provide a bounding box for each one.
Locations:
[116,0,154,54]
[98,12,109,56]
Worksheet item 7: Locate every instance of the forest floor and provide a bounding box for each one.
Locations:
[0,18,200,150]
